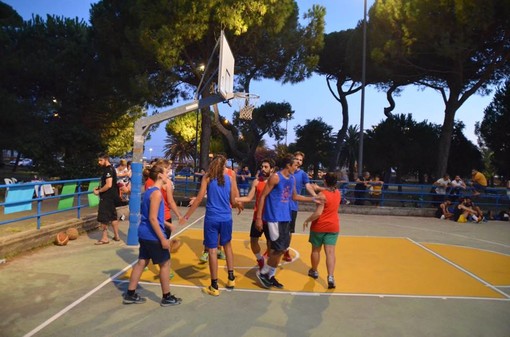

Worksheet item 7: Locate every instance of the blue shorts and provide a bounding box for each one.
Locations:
[138,239,170,265]
[203,219,233,249]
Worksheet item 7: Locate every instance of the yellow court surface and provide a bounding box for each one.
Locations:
[121,229,510,300]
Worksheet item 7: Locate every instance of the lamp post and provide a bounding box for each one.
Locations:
[357,0,367,178]
[285,113,290,146]
[149,147,153,159]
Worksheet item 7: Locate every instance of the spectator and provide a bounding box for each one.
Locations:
[449,175,467,201]
[464,197,485,222]
[338,170,350,205]
[470,169,487,196]
[116,159,131,201]
[452,197,479,223]
[433,174,451,204]
[236,165,251,196]
[354,171,370,205]
[435,199,453,220]
[369,174,384,206]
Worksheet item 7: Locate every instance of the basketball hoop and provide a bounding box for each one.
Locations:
[234,92,259,120]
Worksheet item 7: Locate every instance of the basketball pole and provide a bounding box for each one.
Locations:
[357,0,367,178]
[127,95,224,246]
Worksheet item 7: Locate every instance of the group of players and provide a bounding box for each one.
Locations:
[119,152,341,307]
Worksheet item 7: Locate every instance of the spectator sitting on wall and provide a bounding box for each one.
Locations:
[470,169,487,196]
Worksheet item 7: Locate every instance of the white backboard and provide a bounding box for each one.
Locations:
[218,31,235,100]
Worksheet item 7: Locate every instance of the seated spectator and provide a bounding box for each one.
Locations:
[464,197,486,222]
[470,169,487,196]
[369,174,384,206]
[116,159,131,201]
[452,197,479,223]
[435,199,453,220]
[449,175,467,201]
[433,174,451,204]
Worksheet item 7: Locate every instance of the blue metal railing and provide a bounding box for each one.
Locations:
[0,178,99,229]
[2,177,508,231]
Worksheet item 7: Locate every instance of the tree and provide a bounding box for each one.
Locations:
[369,0,510,178]
[475,81,510,177]
[337,125,359,180]
[293,118,335,179]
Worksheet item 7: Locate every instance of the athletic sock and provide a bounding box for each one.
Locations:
[268,266,276,278]
[211,279,218,290]
[261,264,270,275]
[163,292,171,298]
[228,270,235,281]
[255,253,262,260]
[127,289,135,296]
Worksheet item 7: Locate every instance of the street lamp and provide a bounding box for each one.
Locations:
[149,147,153,159]
[357,0,368,178]
[285,113,290,146]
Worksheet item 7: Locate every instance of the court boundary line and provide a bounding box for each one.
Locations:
[407,238,510,299]
[111,279,510,302]
[22,216,204,337]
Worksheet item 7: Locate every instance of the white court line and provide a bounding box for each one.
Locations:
[112,279,510,302]
[23,216,204,337]
[407,238,510,300]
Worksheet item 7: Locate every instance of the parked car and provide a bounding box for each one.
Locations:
[9,158,33,167]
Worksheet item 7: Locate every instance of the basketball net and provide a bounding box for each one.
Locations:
[234,93,259,120]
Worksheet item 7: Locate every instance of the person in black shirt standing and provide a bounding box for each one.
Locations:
[93,153,120,244]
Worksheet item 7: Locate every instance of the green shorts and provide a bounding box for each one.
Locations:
[309,231,339,247]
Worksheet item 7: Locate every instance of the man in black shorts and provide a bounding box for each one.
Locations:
[93,153,120,244]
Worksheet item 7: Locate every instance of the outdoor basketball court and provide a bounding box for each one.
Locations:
[2,209,509,337]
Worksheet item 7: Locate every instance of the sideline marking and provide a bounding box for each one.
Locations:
[408,238,510,299]
[23,216,204,337]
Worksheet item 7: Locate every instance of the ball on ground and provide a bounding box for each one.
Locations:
[66,228,79,240]
[55,232,69,246]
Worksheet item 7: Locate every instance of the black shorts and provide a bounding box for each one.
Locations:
[289,210,298,233]
[139,239,170,264]
[267,221,291,252]
[97,198,117,224]
[249,220,269,240]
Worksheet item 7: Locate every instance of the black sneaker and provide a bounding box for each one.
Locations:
[308,269,319,279]
[270,276,284,289]
[161,294,182,307]
[123,292,147,304]
[256,271,272,289]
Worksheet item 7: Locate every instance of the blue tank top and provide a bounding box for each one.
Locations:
[290,169,310,211]
[205,174,232,223]
[138,187,166,241]
[263,171,294,222]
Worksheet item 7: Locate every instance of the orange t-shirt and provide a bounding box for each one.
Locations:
[311,189,341,233]
[145,178,172,220]
[252,178,267,220]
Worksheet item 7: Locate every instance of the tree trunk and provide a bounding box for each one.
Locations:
[329,78,349,171]
[434,103,459,179]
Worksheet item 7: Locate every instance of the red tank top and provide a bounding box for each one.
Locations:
[252,178,267,220]
[311,189,341,232]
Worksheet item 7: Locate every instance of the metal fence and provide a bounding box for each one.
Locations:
[1,176,508,231]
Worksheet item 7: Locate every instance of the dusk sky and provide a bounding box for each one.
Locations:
[4,0,495,159]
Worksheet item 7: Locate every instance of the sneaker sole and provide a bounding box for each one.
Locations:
[160,300,182,307]
[123,299,146,304]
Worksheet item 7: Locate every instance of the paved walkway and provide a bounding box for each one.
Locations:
[0,208,509,337]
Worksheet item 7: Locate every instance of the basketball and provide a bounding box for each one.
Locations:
[55,232,69,246]
[66,228,79,240]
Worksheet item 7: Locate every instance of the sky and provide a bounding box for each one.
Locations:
[4,0,495,159]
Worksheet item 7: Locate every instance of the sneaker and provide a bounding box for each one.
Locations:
[256,257,265,271]
[199,251,209,263]
[123,292,147,304]
[217,250,226,260]
[256,271,272,289]
[160,294,182,307]
[226,277,236,290]
[308,269,319,280]
[328,276,336,289]
[270,276,284,289]
[202,285,220,296]
[282,250,292,262]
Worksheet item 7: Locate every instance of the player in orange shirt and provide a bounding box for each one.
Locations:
[303,172,341,289]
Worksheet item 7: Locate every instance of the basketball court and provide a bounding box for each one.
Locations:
[2,209,510,337]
